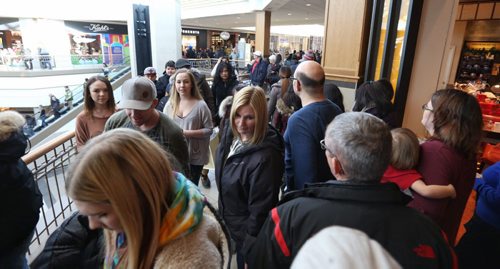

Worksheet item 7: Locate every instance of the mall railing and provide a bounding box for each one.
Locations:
[27,64,131,145]
[185,58,250,81]
[22,130,77,262]
[0,52,131,71]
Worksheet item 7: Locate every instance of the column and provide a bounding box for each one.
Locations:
[127,0,182,76]
[322,0,368,84]
[402,0,460,136]
[255,11,271,57]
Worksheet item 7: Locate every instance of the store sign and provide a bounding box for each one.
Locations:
[65,21,128,34]
[86,24,110,33]
[182,29,199,35]
[220,31,230,40]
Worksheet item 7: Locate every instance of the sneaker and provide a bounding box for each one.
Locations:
[201,174,211,188]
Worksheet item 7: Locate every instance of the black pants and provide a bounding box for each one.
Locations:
[455,214,500,269]
[189,164,203,187]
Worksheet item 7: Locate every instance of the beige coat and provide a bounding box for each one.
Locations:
[153,210,230,269]
[105,209,231,269]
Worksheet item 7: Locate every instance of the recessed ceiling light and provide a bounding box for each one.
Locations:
[306,3,311,7]
[288,13,292,16]
[305,18,309,20]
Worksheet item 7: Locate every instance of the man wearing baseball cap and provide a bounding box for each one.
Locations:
[249,50,268,87]
[143,67,165,101]
[104,76,190,176]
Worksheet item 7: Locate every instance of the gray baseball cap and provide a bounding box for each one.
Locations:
[118,77,157,110]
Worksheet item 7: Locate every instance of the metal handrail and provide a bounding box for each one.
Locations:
[23,130,78,262]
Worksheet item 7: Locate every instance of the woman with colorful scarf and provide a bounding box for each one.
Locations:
[66,128,230,269]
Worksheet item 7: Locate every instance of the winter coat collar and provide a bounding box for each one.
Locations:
[280,180,412,206]
[0,131,27,161]
[223,124,284,160]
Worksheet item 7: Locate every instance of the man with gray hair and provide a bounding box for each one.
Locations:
[247,112,456,269]
[105,76,189,176]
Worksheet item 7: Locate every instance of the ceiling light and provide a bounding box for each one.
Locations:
[288,13,292,16]
[305,18,309,20]
[306,3,311,7]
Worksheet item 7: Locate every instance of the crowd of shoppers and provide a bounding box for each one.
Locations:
[9,57,493,269]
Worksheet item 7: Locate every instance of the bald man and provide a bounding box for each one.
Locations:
[284,61,343,191]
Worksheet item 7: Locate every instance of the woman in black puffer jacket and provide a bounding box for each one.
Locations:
[0,110,43,268]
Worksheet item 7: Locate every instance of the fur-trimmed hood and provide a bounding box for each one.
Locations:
[218,95,233,119]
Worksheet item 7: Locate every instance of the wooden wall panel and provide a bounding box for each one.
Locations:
[322,0,367,82]
[477,3,494,19]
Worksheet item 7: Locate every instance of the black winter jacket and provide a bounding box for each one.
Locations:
[215,123,284,257]
[192,69,216,118]
[30,212,103,269]
[211,79,238,114]
[247,181,457,269]
[157,72,170,97]
[0,131,43,254]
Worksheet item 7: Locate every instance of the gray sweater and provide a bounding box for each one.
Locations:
[164,100,213,166]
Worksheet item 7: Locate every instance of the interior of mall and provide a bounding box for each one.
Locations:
[0,0,499,267]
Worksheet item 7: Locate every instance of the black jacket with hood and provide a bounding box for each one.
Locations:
[0,131,43,254]
[191,68,216,118]
[247,181,457,269]
[215,123,284,257]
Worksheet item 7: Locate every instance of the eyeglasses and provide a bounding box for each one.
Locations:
[421,103,433,112]
[320,139,334,155]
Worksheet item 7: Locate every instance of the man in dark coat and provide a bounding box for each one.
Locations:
[248,51,268,87]
[49,94,61,119]
[247,112,457,269]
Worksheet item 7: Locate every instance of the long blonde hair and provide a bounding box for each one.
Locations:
[230,86,268,144]
[66,129,174,269]
[169,68,202,117]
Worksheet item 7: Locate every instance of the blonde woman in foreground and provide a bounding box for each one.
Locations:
[66,128,230,269]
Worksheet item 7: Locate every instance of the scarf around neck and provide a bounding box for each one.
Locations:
[104,173,206,269]
[158,172,205,246]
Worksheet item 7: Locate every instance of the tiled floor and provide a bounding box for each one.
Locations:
[197,169,239,269]
[198,169,219,208]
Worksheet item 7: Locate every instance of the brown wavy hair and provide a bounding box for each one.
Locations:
[430,89,483,160]
[83,76,116,117]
